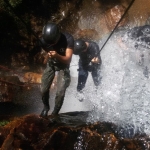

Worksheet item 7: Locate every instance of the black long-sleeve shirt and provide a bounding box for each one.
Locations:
[79,41,101,67]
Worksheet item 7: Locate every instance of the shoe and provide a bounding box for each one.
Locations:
[51,106,60,115]
[76,91,85,102]
[51,112,58,116]
[47,114,58,124]
[40,108,49,117]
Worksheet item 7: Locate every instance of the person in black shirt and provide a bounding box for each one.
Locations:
[74,39,102,92]
[40,22,74,117]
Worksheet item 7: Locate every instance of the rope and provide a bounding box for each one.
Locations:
[0,78,26,87]
[99,0,135,53]
[0,65,41,87]
[0,65,25,78]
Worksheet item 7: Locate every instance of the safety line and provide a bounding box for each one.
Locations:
[0,78,40,87]
[0,65,41,87]
[99,0,135,53]
[0,78,26,87]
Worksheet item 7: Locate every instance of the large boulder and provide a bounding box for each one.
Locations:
[104,5,128,31]
[0,112,149,150]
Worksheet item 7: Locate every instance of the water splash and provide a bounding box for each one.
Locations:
[84,29,150,137]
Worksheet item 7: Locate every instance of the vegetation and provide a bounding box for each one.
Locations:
[0,120,10,126]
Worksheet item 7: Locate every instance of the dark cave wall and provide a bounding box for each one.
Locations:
[0,0,150,68]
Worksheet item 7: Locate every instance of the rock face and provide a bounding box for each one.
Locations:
[104,5,128,31]
[24,72,42,83]
[0,76,22,102]
[0,112,149,150]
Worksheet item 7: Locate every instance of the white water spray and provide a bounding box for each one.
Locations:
[82,30,150,136]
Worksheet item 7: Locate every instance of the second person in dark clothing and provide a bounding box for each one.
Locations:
[40,22,74,117]
[74,39,102,92]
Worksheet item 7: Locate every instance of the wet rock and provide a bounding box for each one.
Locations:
[0,112,149,150]
[0,76,23,102]
[24,72,42,84]
[11,51,29,68]
[104,5,128,30]
[75,29,99,41]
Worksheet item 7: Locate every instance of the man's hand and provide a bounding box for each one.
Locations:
[91,57,100,64]
[48,51,57,58]
[47,48,73,64]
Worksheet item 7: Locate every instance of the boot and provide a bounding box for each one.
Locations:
[52,94,64,115]
[51,106,60,115]
[40,107,49,117]
[40,97,50,117]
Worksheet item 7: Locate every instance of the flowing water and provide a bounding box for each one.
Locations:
[65,0,150,140]
[75,29,150,138]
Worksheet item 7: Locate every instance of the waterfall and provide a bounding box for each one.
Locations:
[61,0,150,137]
[78,29,150,137]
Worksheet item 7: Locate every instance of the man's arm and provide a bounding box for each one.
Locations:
[48,48,73,64]
[91,42,101,64]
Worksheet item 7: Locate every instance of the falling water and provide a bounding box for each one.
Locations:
[57,0,150,139]
[79,29,150,137]
[67,11,150,136]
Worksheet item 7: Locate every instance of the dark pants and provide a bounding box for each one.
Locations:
[77,63,101,92]
[41,61,70,115]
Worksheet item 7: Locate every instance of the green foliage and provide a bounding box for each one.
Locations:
[0,0,22,10]
[0,120,10,126]
[9,0,22,7]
